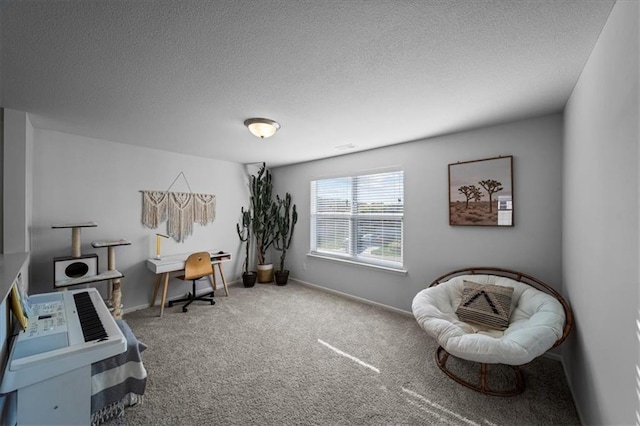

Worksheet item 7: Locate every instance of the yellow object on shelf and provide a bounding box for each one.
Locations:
[9,285,28,331]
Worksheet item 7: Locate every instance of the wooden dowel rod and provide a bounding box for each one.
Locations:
[71,227,81,258]
[107,246,115,271]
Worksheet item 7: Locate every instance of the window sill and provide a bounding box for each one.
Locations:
[307,253,408,275]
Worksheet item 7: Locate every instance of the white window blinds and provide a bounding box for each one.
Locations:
[311,169,404,268]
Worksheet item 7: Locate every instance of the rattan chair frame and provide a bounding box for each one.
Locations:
[426,267,573,396]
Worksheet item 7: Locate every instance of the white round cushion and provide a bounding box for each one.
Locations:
[412,274,566,365]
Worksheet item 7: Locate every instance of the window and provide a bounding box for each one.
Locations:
[310,169,404,269]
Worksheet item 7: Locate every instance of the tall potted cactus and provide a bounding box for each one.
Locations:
[236,206,256,287]
[250,163,278,283]
[274,192,298,285]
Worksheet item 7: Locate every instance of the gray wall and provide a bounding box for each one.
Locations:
[563,1,639,424]
[30,128,249,310]
[0,109,4,250]
[272,113,564,313]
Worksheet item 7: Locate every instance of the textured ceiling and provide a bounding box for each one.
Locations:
[1,1,615,167]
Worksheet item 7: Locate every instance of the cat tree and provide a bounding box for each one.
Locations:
[52,222,130,319]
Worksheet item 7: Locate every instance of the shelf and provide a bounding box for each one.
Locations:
[51,222,97,229]
[0,252,29,302]
[91,239,132,248]
[54,270,123,288]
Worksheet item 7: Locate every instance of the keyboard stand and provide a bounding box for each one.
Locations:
[16,364,91,425]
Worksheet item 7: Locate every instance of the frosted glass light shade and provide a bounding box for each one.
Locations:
[244,118,280,139]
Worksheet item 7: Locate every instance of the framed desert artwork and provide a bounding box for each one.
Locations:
[448,155,514,226]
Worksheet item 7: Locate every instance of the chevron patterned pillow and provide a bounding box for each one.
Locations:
[455,280,514,330]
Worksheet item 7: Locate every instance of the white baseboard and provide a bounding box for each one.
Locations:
[559,352,585,425]
[291,277,413,317]
[542,351,562,362]
[123,303,151,314]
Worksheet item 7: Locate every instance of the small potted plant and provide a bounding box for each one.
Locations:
[274,192,297,285]
[236,206,257,287]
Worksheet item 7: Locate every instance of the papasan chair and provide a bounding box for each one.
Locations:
[412,267,573,396]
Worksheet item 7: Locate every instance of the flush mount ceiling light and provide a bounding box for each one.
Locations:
[244,118,280,139]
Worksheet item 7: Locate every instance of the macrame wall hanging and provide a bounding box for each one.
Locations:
[141,171,216,242]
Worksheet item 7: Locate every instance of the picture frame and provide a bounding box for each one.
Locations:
[448,155,514,226]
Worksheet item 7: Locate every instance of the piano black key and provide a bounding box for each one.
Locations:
[80,320,105,335]
[85,325,106,336]
[83,324,104,336]
[73,291,108,342]
[80,326,107,341]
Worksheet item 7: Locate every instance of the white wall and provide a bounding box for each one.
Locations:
[272,113,564,313]
[3,109,33,254]
[30,128,249,310]
[0,109,32,425]
[563,1,639,424]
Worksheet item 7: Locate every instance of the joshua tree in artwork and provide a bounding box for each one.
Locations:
[479,179,503,213]
[458,185,484,209]
[472,187,483,203]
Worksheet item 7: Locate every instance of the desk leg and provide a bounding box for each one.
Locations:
[151,275,162,307]
[159,273,170,318]
[217,263,229,297]
[209,269,218,292]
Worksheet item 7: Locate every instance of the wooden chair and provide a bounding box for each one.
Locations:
[168,251,215,313]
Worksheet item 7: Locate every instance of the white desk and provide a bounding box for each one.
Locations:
[146,250,231,317]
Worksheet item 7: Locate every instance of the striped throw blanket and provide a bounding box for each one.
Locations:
[90,320,147,426]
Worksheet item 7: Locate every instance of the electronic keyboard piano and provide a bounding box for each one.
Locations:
[1,287,126,425]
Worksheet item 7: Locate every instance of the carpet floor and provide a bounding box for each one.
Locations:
[121,280,580,425]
